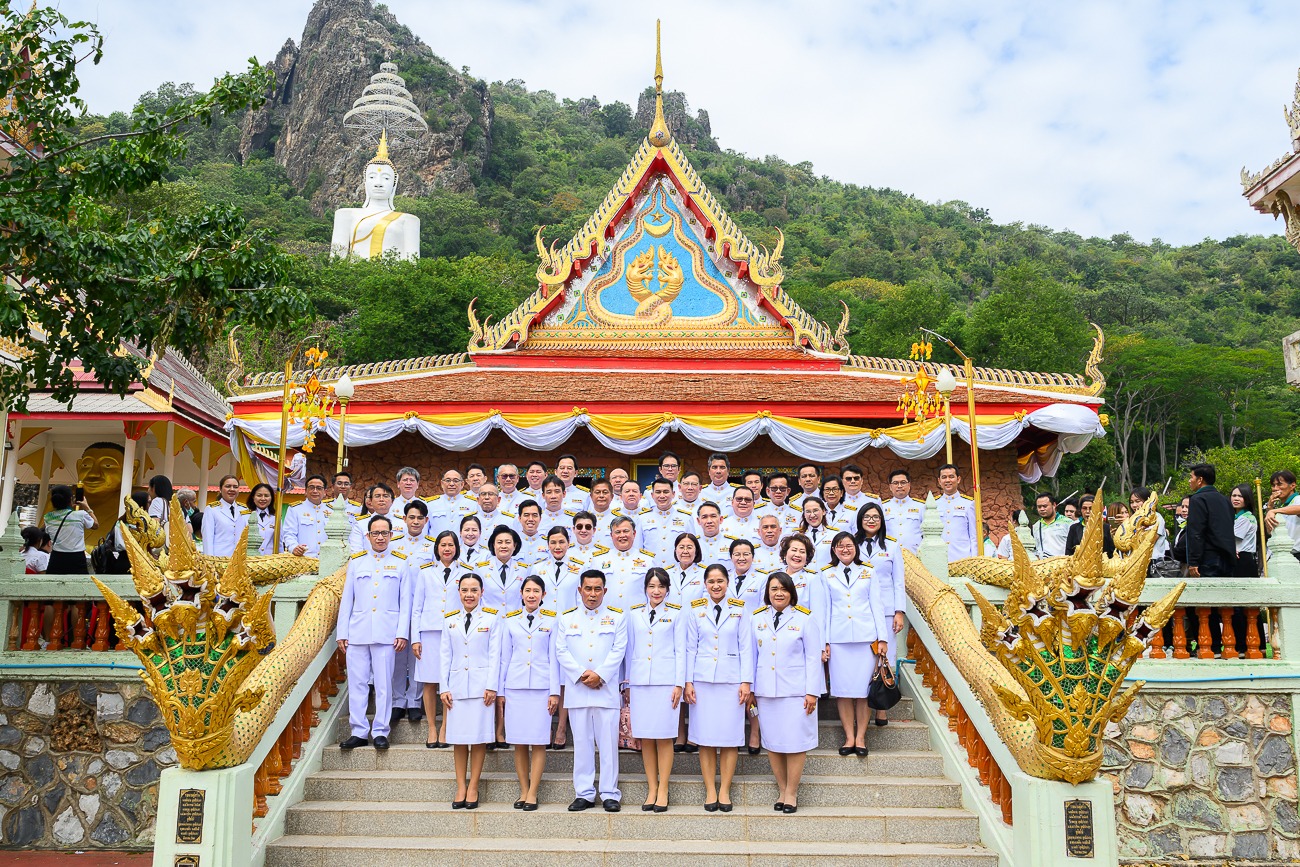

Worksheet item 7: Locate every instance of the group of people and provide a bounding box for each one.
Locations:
[315,453,946,813]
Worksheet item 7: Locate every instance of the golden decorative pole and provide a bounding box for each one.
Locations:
[271,342,337,553]
[936,367,957,463]
[1255,477,1269,578]
[334,374,355,475]
[922,328,984,556]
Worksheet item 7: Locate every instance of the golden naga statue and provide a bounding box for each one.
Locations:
[909,492,1183,784]
[92,500,346,770]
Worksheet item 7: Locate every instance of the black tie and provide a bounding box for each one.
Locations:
[555,562,562,582]
[735,576,744,597]
[230,504,236,518]
[464,612,472,632]
[500,564,508,583]
[649,609,656,625]
[811,528,819,541]
[845,566,851,581]
[527,614,534,629]
[681,570,687,588]
[773,611,782,630]
[443,566,451,584]
[714,604,722,624]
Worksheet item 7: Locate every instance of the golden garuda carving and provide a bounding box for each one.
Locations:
[92,500,346,769]
[910,492,1183,784]
[624,246,684,325]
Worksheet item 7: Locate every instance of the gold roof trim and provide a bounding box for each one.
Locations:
[236,352,471,393]
[843,356,1097,397]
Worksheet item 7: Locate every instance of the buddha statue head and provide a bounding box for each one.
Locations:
[78,441,128,498]
[362,130,398,210]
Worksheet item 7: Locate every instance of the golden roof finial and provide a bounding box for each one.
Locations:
[369,128,393,167]
[648,20,672,148]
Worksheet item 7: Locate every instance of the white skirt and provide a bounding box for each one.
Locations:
[414,630,442,684]
[629,684,679,739]
[757,695,818,753]
[446,694,494,745]
[828,642,877,698]
[688,681,745,747]
[503,687,552,745]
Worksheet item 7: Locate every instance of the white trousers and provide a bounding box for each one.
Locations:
[390,644,422,708]
[347,643,395,739]
[569,706,620,801]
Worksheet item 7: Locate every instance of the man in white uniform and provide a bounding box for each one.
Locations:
[282,474,332,556]
[757,473,800,533]
[392,467,423,518]
[722,488,762,543]
[642,477,697,563]
[555,455,589,513]
[881,469,925,553]
[495,464,526,515]
[389,501,435,723]
[935,463,978,561]
[556,571,628,812]
[474,483,509,538]
[695,502,732,571]
[752,515,785,573]
[703,454,738,516]
[592,517,653,613]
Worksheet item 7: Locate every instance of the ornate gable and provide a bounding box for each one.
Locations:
[468,31,846,358]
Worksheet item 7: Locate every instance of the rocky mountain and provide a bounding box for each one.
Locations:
[239,0,492,213]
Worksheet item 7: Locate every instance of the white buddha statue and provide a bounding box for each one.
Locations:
[330,131,420,260]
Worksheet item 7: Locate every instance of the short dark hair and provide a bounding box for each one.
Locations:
[741,469,763,483]
[573,510,596,525]
[680,470,701,484]
[797,463,819,477]
[50,485,74,510]
[526,460,547,473]
[1036,492,1057,505]
[830,530,861,564]
[245,483,275,512]
[1190,463,1216,485]
[403,499,429,517]
[149,475,175,500]
[556,454,578,470]
[937,464,959,475]
[708,453,729,467]
[889,468,911,482]
[767,472,790,487]
[434,530,461,561]
[304,473,327,488]
[703,563,729,582]
[763,571,798,607]
[651,477,673,491]
[546,525,571,541]
[728,538,754,556]
[467,463,486,475]
[334,470,352,481]
[658,451,680,466]
[580,569,606,587]
[518,499,541,517]
[697,501,721,516]
[1132,487,1154,500]
[590,479,612,493]
[644,566,671,591]
[521,574,546,593]
[610,515,635,531]
[780,533,812,562]
[1271,470,1296,486]
[488,524,522,555]
[458,572,483,589]
[1080,494,1095,506]
[542,474,566,492]
[459,514,481,531]
[842,464,864,477]
[367,514,392,532]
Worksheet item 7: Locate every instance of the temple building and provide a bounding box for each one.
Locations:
[226,46,1107,517]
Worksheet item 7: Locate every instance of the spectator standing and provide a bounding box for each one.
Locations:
[1229,484,1261,577]
[1184,464,1235,578]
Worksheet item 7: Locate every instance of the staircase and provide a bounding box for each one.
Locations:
[266,697,996,866]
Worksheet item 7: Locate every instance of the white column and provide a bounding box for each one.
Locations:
[35,436,53,515]
[162,422,176,481]
[0,418,23,531]
[119,436,137,518]
[197,438,212,508]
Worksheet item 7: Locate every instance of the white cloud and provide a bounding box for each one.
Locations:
[61,0,1298,245]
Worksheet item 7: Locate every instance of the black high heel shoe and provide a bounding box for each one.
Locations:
[452,800,467,810]
[748,746,761,755]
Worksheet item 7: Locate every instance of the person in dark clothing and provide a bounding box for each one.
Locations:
[1064,494,1114,556]
[1185,464,1235,578]
[1171,495,1190,568]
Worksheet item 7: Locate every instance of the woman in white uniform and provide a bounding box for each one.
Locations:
[752,571,824,813]
[797,497,833,565]
[684,563,753,811]
[779,533,826,623]
[823,530,889,756]
[855,504,905,726]
[458,515,486,566]
[623,567,686,812]
[498,575,560,811]
[200,475,249,557]
[412,531,465,748]
[667,532,705,753]
[244,483,276,555]
[439,573,501,809]
[483,525,530,745]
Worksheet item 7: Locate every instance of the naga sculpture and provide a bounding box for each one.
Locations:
[908,492,1183,784]
[92,500,346,769]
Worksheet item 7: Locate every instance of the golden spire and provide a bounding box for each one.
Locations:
[369,129,393,167]
[648,20,672,148]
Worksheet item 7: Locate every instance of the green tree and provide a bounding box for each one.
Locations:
[0,6,306,410]
[963,263,1092,373]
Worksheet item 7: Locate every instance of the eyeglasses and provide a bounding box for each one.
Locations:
[368,530,391,537]
[660,463,679,469]
[306,484,326,491]
[842,475,861,482]
[734,496,753,503]
[574,523,594,530]
[498,473,518,478]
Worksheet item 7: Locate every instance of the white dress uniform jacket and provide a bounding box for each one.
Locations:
[622,602,687,687]
[821,562,889,645]
[412,560,468,633]
[729,569,769,614]
[697,533,733,573]
[641,507,698,563]
[201,502,250,557]
[439,606,503,700]
[860,537,906,615]
[722,514,762,544]
[554,604,629,708]
[480,557,531,612]
[499,608,560,693]
[338,549,413,645]
[936,493,979,561]
[533,555,583,613]
[591,547,654,613]
[686,598,755,684]
[882,497,926,553]
[282,500,332,556]
[751,605,825,698]
[663,563,707,606]
[390,531,437,565]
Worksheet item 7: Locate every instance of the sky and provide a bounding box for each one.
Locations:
[58,0,1300,246]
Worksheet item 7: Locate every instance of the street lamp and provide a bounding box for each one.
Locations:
[335,373,354,477]
[921,328,984,557]
[935,366,957,464]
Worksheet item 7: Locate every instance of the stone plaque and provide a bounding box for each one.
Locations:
[175,856,200,867]
[175,788,205,845]
[1063,798,1094,858]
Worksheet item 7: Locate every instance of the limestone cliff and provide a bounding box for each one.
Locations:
[239,0,491,213]
[634,87,714,149]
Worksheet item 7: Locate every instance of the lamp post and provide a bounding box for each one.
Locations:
[334,374,354,476]
[936,367,957,464]
[921,328,984,556]
[271,342,335,553]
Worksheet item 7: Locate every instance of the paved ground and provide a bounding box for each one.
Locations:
[0,854,150,864]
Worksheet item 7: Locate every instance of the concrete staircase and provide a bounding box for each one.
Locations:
[266,697,995,866]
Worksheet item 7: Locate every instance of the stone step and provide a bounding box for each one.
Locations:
[302,769,964,809]
[365,718,933,753]
[265,834,997,867]
[321,743,947,778]
[284,799,981,845]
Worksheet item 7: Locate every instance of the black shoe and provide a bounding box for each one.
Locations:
[568,798,595,812]
[434,741,449,749]
[773,802,785,811]
[339,736,368,750]
[452,800,467,809]
[554,740,568,750]
[704,802,719,812]
[514,800,526,810]
[683,743,698,753]
[522,802,538,811]
[838,745,855,756]
[653,804,668,813]
[603,799,621,812]
[673,743,686,753]
[641,804,654,812]
[390,708,406,724]
[874,717,888,726]
[547,742,557,751]
[373,736,389,750]
[783,804,797,814]
[718,801,733,813]
[465,800,478,810]
[748,746,761,755]
[426,741,438,749]
[407,708,425,724]
[855,747,869,758]
[487,741,497,751]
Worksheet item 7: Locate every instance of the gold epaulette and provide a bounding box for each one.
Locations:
[462,491,478,500]
[350,551,366,560]
[482,606,498,614]
[347,498,362,506]
[820,563,836,571]
[564,509,577,517]
[502,510,517,519]
[638,506,652,514]
[794,605,810,615]
[563,606,578,615]
[864,492,879,499]
[444,610,459,618]
[691,598,707,608]
[475,560,491,568]
[540,609,556,617]
[962,494,974,501]
[427,494,443,501]
[886,535,897,543]
[912,497,925,504]
[728,598,746,607]
[631,603,646,609]
[571,556,586,565]
[576,484,590,492]
[420,561,437,569]
[665,602,681,610]
[753,605,769,614]
[639,549,655,557]
[723,534,740,541]
[505,610,522,618]
[239,508,252,515]
[424,534,437,542]
[607,606,623,613]
[596,544,610,554]
[391,551,407,560]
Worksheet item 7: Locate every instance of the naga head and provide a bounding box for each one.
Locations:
[969,490,1184,784]
[92,499,279,769]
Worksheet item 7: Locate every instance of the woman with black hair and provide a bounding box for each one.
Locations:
[823,530,889,756]
[439,572,501,809]
[483,525,527,611]
[245,483,276,555]
[624,567,685,812]
[44,485,97,574]
[667,532,705,606]
[855,504,905,726]
[797,496,833,565]
[458,514,486,565]
[1230,484,1262,577]
[21,527,50,573]
[412,530,466,748]
[499,574,559,810]
[147,475,174,527]
[751,571,823,813]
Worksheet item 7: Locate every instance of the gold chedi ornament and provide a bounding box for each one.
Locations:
[648,20,672,148]
[965,494,1184,784]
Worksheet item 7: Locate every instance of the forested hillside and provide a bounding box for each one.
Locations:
[79,49,1300,498]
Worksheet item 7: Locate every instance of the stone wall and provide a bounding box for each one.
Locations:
[0,680,170,850]
[313,428,1027,521]
[1103,691,1298,862]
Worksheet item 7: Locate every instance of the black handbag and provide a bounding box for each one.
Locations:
[867,649,901,711]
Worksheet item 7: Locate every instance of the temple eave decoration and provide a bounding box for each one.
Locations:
[1242,66,1300,254]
